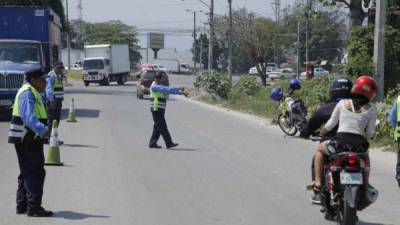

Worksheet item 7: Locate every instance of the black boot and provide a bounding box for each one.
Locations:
[166,143,178,149]
[16,206,27,214]
[27,207,53,217]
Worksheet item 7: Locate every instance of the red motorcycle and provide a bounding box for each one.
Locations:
[319,141,378,225]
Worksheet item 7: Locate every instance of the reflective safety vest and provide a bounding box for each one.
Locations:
[8,84,48,143]
[150,82,166,111]
[396,96,400,143]
[49,71,64,101]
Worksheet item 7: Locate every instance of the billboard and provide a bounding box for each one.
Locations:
[147,33,164,49]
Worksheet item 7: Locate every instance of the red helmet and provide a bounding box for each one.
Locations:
[351,75,378,101]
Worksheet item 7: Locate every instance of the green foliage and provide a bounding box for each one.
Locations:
[194,71,232,99]
[0,0,67,29]
[281,3,347,65]
[230,75,262,101]
[346,24,400,92]
[84,20,141,65]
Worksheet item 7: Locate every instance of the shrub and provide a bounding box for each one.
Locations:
[229,75,262,101]
[194,71,231,99]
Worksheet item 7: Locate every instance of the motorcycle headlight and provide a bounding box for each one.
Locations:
[327,144,336,155]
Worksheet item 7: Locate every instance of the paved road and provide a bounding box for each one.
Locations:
[0,79,399,225]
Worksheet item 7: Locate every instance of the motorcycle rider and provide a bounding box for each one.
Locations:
[313,76,378,195]
[300,78,353,204]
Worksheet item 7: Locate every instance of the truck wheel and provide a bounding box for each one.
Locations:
[103,78,110,86]
[117,77,124,85]
[84,81,89,87]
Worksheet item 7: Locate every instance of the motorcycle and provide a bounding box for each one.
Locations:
[318,141,378,225]
[277,95,307,136]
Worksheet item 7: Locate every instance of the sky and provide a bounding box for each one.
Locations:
[66,0,294,51]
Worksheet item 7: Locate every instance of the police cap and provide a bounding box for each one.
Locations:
[25,69,47,80]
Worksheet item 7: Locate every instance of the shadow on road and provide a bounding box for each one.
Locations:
[65,89,136,96]
[61,109,100,119]
[63,144,99,148]
[167,148,197,151]
[358,221,394,225]
[54,211,110,220]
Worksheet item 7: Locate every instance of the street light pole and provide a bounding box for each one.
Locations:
[227,0,233,82]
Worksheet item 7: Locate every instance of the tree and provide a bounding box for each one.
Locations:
[84,20,141,65]
[281,3,347,65]
[346,0,400,92]
[213,8,291,86]
[0,0,67,29]
[318,0,371,27]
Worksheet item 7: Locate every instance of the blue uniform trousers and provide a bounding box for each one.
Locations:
[15,138,46,210]
[149,109,173,146]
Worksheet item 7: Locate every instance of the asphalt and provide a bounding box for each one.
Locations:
[0,75,399,225]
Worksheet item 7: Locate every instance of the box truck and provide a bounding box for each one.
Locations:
[151,58,191,74]
[83,44,130,86]
[0,6,62,118]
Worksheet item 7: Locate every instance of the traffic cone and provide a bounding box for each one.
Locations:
[67,98,77,122]
[45,120,64,166]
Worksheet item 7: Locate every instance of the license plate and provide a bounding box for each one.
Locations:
[0,99,13,106]
[340,172,363,185]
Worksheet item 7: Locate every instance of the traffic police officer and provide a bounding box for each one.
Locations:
[149,71,186,149]
[46,61,65,144]
[388,96,400,187]
[8,69,53,217]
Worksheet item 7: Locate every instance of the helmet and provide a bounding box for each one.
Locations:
[270,87,283,101]
[351,75,378,101]
[289,79,301,90]
[330,78,353,101]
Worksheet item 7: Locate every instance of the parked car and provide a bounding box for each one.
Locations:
[300,67,330,79]
[136,70,169,99]
[248,63,278,75]
[268,68,296,80]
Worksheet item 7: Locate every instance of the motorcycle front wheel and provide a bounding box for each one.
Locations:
[337,200,357,225]
[278,114,298,136]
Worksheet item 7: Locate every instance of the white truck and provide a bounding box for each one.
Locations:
[151,58,191,74]
[82,44,130,86]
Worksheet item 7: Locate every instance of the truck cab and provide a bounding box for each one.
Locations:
[0,40,45,117]
[0,6,62,119]
[82,57,111,86]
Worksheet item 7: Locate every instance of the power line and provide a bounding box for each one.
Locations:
[83,2,198,10]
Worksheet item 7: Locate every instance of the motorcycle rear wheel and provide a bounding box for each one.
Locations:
[337,200,357,225]
[278,114,298,136]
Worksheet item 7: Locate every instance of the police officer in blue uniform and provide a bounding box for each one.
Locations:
[8,69,53,217]
[46,61,65,145]
[149,71,186,149]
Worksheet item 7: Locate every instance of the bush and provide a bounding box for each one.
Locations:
[229,75,262,101]
[194,71,231,99]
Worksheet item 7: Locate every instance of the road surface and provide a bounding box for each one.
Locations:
[0,77,399,225]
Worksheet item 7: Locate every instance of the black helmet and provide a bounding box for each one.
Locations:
[330,77,353,101]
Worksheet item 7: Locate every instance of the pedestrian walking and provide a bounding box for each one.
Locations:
[8,69,53,217]
[149,71,186,149]
[388,96,400,187]
[46,61,65,145]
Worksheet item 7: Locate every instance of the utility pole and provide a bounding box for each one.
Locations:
[373,0,386,101]
[200,38,203,70]
[208,0,214,74]
[305,0,309,69]
[65,0,71,71]
[228,0,233,82]
[297,20,300,79]
[193,11,197,75]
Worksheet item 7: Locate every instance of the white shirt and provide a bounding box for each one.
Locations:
[324,100,377,139]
